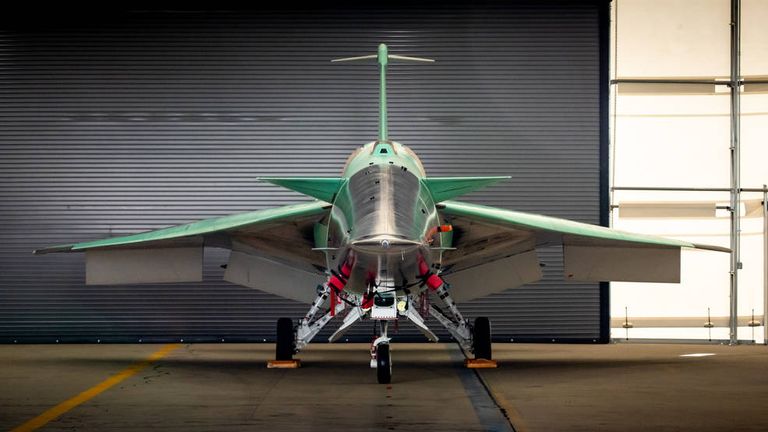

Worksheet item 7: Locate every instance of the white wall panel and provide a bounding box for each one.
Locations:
[616,0,730,78]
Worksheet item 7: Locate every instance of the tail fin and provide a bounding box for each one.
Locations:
[424,176,511,202]
[260,177,344,202]
[332,44,434,143]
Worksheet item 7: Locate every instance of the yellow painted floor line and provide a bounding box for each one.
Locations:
[10,343,180,432]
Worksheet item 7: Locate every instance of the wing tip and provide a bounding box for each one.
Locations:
[33,245,75,255]
[690,243,731,253]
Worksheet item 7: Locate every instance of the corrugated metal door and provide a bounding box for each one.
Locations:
[0,3,608,343]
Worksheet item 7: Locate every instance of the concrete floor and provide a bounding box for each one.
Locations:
[0,343,766,431]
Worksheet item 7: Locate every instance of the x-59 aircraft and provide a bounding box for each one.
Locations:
[35,44,728,384]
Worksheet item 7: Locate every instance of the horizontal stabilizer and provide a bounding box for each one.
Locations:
[260,177,344,202]
[331,54,434,63]
[424,176,510,202]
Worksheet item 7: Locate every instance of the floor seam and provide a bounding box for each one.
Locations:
[450,343,516,432]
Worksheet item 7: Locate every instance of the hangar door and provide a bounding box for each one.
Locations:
[0,3,609,343]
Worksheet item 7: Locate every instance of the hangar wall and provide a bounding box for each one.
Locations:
[0,3,609,343]
[610,0,768,342]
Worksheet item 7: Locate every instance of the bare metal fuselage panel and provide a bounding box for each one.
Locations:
[328,162,441,294]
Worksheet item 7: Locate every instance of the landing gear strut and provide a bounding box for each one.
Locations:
[271,278,493,380]
[273,283,348,363]
[429,285,493,360]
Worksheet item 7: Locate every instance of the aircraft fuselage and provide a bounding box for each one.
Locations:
[327,141,442,295]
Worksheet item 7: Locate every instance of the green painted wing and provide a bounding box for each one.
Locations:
[259,177,344,202]
[34,200,331,254]
[423,176,510,202]
[439,200,729,252]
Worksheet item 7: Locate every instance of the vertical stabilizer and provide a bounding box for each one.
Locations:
[377,44,389,142]
[332,44,434,143]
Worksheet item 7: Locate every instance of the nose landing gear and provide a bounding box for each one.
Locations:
[376,343,392,384]
[371,320,392,384]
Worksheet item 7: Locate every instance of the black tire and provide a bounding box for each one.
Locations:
[473,317,492,360]
[275,317,295,360]
[376,344,392,384]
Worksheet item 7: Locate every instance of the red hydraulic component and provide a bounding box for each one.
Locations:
[329,287,338,317]
[340,258,354,278]
[361,292,374,311]
[327,255,355,317]
[418,257,430,276]
[426,274,443,290]
[417,255,444,291]
[328,274,346,292]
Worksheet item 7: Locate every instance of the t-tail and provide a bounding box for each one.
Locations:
[332,43,434,143]
[262,46,509,204]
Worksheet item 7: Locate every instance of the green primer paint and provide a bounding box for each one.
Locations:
[378,43,389,142]
[260,177,344,202]
[35,201,330,254]
[440,200,697,249]
[424,176,511,202]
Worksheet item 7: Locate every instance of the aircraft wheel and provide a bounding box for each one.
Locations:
[473,317,492,360]
[275,317,295,360]
[376,343,392,384]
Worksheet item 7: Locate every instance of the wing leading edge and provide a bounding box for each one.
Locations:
[440,200,728,252]
[34,200,330,254]
[33,201,331,300]
[438,200,729,302]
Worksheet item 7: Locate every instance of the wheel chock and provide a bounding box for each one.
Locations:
[464,358,498,368]
[267,359,301,368]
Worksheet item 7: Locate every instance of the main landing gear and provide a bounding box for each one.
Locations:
[275,317,295,361]
[428,285,493,361]
[272,281,493,383]
[472,316,492,360]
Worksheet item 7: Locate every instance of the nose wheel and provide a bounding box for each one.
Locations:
[376,343,392,384]
[371,320,393,384]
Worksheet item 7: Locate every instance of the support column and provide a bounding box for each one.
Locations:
[728,0,741,345]
[763,186,767,345]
